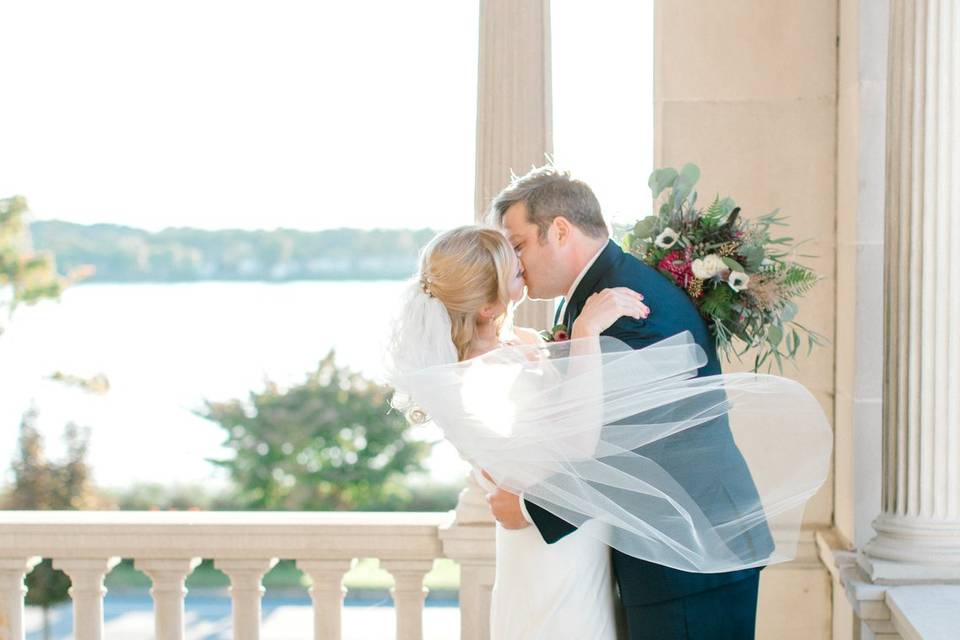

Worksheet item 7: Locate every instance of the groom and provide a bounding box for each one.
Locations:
[487,165,770,640]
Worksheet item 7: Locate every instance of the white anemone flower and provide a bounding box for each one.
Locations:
[654,227,680,249]
[728,271,750,292]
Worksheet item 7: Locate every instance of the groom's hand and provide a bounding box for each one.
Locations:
[486,486,530,529]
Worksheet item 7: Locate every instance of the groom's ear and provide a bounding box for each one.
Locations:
[553,216,572,245]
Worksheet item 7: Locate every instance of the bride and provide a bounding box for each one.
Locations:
[387,225,640,639]
[385,225,830,640]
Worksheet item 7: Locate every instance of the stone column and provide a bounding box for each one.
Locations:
[475,0,554,331]
[136,558,202,640]
[860,0,960,582]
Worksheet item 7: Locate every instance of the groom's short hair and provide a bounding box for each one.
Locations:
[489,165,609,241]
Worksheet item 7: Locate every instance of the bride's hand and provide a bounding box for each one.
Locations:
[571,287,650,338]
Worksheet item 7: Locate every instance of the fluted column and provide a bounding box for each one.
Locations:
[136,558,201,640]
[0,557,41,640]
[381,559,433,640]
[860,0,960,582]
[51,558,120,640]
[216,558,278,640]
[465,0,554,623]
[297,559,350,640]
[475,0,554,330]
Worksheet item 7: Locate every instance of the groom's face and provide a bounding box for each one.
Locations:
[502,202,567,300]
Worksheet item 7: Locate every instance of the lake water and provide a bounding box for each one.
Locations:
[25,593,459,639]
[0,281,470,489]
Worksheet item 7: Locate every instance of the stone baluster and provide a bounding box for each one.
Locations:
[0,557,41,640]
[216,558,278,640]
[297,559,351,640]
[381,559,434,640]
[51,558,120,640]
[136,558,201,640]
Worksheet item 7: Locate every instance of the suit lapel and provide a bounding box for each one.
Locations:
[563,240,622,329]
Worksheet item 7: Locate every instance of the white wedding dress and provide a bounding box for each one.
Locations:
[489,517,619,640]
[484,332,619,640]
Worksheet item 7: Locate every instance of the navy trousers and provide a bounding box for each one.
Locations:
[622,571,760,640]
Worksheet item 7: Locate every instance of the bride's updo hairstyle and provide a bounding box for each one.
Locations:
[385,225,516,424]
[418,225,515,361]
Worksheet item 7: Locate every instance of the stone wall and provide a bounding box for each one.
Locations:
[654,2,842,637]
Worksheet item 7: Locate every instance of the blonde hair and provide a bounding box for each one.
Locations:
[418,226,515,361]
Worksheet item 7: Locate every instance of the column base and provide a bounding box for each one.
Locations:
[860,515,960,583]
[858,551,960,584]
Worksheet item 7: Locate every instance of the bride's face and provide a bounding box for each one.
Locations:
[506,243,527,304]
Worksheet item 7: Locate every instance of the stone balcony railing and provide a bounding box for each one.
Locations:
[0,497,497,640]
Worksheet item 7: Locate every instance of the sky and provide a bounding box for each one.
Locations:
[0,1,652,232]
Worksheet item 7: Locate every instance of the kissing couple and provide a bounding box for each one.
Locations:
[386,165,831,640]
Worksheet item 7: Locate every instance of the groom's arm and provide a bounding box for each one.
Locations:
[524,308,668,543]
[524,498,577,543]
[604,313,664,350]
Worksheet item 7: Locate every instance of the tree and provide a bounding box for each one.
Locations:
[201,352,431,511]
[0,196,66,335]
[107,481,238,510]
[1,407,111,639]
[0,196,100,638]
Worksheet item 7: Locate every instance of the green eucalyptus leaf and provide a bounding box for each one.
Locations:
[781,299,798,322]
[648,168,678,198]
[718,197,736,216]
[679,163,700,186]
[741,246,765,270]
[722,257,746,273]
[633,215,660,239]
[767,324,783,348]
[671,164,701,209]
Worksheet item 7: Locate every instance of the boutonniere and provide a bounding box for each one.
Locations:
[540,323,570,343]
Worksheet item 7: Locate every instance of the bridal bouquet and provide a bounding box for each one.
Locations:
[620,164,825,372]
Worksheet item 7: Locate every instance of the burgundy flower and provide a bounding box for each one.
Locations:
[541,323,570,343]
[657,249,695,287]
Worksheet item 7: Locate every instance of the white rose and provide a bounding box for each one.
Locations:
[691,253,726,279]
[691,259,713,280]
[728,271,750,292]
[701,254,727,277]
[654,227,680,249]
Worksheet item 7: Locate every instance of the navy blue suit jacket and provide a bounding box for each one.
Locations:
[524,240,773,606]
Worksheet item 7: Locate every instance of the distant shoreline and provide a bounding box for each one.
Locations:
[64,276,411,285]
[32,220,434,284]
